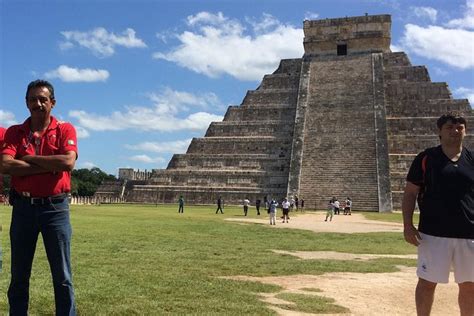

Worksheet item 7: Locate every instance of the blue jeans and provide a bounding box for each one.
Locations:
[8,197,76,316]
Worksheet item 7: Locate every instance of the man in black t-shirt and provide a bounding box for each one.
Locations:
[402,112,474,316]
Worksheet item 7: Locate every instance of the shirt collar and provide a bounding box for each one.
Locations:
[19,116,58,134]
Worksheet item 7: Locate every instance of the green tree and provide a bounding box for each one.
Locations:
[71,167,116,196]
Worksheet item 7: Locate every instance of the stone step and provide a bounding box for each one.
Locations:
[187,137,293,156]
[205,120,294,137]
[223,105,296,121]
[385,81,452,100]
[242,90,298,105]
[389,135,474,153]
[273,58,302,74]
[386,99,471,116]
[383,52,411,67]
[258,73,301,90]
[384,65,430,82]
[167,154,290,171]
[127,185,288,205]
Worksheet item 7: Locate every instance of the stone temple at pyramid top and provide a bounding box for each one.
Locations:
[303,14,391,56]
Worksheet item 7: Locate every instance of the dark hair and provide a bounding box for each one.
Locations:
[437,112,467,129]
[25,79,55,100]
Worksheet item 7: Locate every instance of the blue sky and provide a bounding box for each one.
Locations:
[1,0,473,176]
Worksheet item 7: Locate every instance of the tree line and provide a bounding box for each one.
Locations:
[2,167,116,196]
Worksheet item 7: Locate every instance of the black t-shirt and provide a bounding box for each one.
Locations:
[407,145,474,238]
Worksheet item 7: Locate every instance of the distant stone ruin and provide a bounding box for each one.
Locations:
[95,14,473,211]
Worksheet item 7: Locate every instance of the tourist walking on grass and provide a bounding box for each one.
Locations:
[289,196,295,211]
[243,197,250,216]
[281,198,290,223]
[402,112,473,316]
[255,199,261,215]
[300,198,304,211]
[344,197,352,215]
[325,200,334,222]
[333,197,340,215]
[295,195,299,211]
[269,200,278,225]
[1,80,77,315]
[216,196,224,214]
[178,195,184,213]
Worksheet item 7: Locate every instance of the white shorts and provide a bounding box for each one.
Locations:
[417,233,474,283]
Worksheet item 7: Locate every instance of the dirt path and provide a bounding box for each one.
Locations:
[224,213,460,315]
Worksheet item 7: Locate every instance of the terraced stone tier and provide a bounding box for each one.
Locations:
[384,66,430,82]
[223,105,297,121]
[386,99,471,116]
[186,136,293,157]
[385,82,452,100]
[167,154,290,172]
[241,89,299,106]
[258,73,301,90]
[205,120,294,137]
[127,184,286,205]
[383,52,412,67]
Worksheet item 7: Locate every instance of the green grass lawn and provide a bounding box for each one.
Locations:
[0,204,416,315]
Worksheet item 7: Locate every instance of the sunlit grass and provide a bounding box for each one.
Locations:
[0,204,415,314]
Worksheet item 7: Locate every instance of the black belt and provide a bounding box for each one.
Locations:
[18,193,67,205]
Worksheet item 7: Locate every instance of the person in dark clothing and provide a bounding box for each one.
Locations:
[402,112,473,316]
[178,195,184,213]
[255,199,261,215]
[215,196,224,214]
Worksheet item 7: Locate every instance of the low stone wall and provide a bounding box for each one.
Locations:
[70,196,126,205]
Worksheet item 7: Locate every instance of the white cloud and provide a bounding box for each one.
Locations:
[400,24,474,69]
[45,65,109,82]
[445,0,474,29]
[304,11,319,21]
[0,109,17,126]
[125,139,191,153]
[69,87,223,132]
[153,11,304,81]
[128,155,166,164]
[80,161,97,169]
[411,6,437,23]
[390,44,403,52]
[147,87,220,115]
[433,67,448,76]
[454,87,474,104]
[61,27,147,57]
[75,126,90,138]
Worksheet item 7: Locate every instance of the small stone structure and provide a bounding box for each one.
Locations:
[96,14,472,211]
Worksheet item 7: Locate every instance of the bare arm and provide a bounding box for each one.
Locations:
[0,154,49,176]
[402,181,422,246]
[22,151,77,172]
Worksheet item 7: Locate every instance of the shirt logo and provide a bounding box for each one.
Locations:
[67,140,75,145]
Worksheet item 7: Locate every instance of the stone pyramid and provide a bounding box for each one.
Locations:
[113,14,473,211]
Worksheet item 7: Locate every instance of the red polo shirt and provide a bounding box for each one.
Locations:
[1,116,78,197]
[0,127,5,144]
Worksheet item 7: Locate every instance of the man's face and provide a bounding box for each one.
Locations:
[26,86,55,119]
[439,119,466,145]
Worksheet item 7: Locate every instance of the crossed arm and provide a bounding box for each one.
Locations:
[402,181,422,246]
[0,151,76,176]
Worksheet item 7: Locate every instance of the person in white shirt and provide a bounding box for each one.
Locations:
[282,198,291,223]
[243,198,250,216]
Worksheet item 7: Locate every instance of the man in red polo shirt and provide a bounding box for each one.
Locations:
[0,80,77,315]
[0,126,6,201]
[0,127,5,273]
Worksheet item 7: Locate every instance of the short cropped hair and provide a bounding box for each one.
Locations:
[437,112,467,129]
[25,79,55,100]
